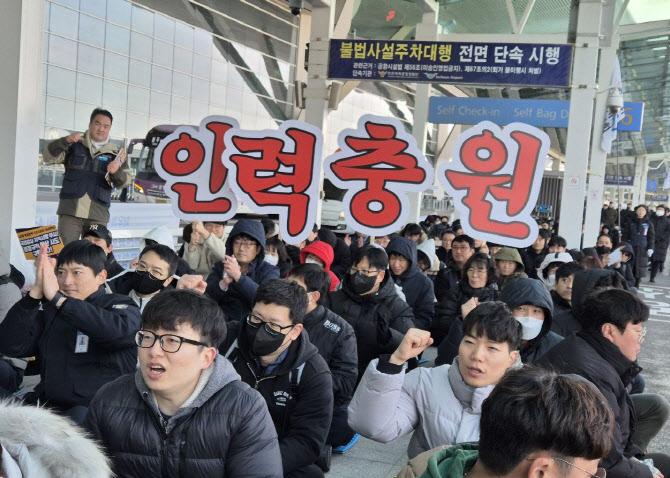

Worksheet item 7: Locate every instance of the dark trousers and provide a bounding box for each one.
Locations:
[58,215,105,245]
[327,406,355,447]
[643,453,670,477]
[651,260,664,280]
[0,360,23,398]
[285,465,324,478]
[631,393,670,454]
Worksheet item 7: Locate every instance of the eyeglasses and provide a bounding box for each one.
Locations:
[452,246,471,251]
[349,267,380,277]
[552,457,606,478]
[134,268,165,281]
[633,326,647,343]
[233,239,257,248]
[135,330,208,353]
[246,314,295,337]
[467,268,487,276]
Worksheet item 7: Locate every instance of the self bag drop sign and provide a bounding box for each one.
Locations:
[153,115,548,247]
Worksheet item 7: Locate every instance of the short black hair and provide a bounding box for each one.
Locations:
[478,366,615,475]
[538,229,552,240]
[581,289,648,333]
[548,236,567,249]
[142,288,227,347]
[462,301,521,351]
[354,244,388,271]
[555,262,583,281]
[597,233,612,243]
[252,278,308,324]
[140,243,179,277]
[461,252,499,286]
[56,240,106,275]
[288,263,331,305]
[90,107,113,124]
[261,218,276,237]
[441,229,456,240]
[452,234,475,249]
[181,223,193,245]
[401,223,422,237]
[266,235,289,263]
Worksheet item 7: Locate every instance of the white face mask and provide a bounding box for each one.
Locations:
[515,317,544,341]
[264,254,279,266]
[305,258,322,266]
[656,210,665,217]
[543,274,556,289]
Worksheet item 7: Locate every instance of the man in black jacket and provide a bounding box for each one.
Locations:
[386,236,435,331]
[327,245,415,377]
[650,204,670,282]
[221,279,333,478]
[550,261,583,316]
[288,264,358,449]
[538,289,670,478]
[85,289,282,477]
[82,223,125,278]
[520,229,551,279]
[0,241,140,424]
[434,234,475,301]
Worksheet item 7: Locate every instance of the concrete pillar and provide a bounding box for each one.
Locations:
[632,156,648,206]
[557,0,603,249]
[0,1,43,263]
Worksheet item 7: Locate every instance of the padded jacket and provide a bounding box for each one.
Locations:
[85,355,282,477]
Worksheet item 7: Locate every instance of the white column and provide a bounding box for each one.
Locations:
[557,0,603,249]
[632,156,648,206]
[408,2,439,224]
[0,1,43,263]
[302,0,335,227]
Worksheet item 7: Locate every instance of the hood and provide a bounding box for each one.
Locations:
[570,268,620,319]
[386,236,419,279]
[135,353,240,433]
[317,228,337,249]
[618,241,635,262]
[0,253,10,277]
[0,400,112,478]
[141,225,174,250]
[499,278,554,344]
[300,240,334,269]
[225,220,266,261]
[537,252,573,288]
[416,239,437,266]
[493,247,524,268]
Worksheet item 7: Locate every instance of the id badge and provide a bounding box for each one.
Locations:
[75,331,89,353]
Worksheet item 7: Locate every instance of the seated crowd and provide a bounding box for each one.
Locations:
[0,209,668,477]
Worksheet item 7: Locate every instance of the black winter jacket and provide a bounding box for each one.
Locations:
[105,252,125,278]
[519,247,547,279]
[0,287,140,408]
[85,355,282,477]
[318,228,351,280]
[433,258,462,302]
[386,237,435,331]
[221,322,333,476]
[432,280,498,348]
[609,242,636,289]
[498,278,562,363]
[623,215,655,279]
[550,289,571,316]
[651,214,670,263]
[537,331,651,478]
[206,220,280,321]
[303,305,358,407]
[327,273,415,376]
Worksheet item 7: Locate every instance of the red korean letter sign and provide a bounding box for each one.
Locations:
[324,115,434,237]
[438,121,550,248]
[154,116,239,221]
[222,121,323,244]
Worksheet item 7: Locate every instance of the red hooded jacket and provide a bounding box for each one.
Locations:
[300,241,341,291]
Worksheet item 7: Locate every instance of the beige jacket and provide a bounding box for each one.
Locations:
[183,232,227,278]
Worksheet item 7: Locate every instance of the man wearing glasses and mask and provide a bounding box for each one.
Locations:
[328,245,415,378]
[84,289,282,477]
[221,279,333,478]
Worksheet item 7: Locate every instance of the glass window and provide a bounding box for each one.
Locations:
[244,48,264,74]
[75,102,94,131]
[127,85,150,114]
[49,3,78,38]
[105,107,125,137]
[131,5,154,35]
[103,80,128,109]
[129,59,151,88]
[170,96,189,124]
[80,0,106,18]
[211,60,228,84]
[77,43,104,76]
[48,35,77,70]
[191,77,210,103]
[171,72,191,98]
[175,22,194,50]
[52,0,79,9]
[150,91,170,118]
[106,0,131,26]
[105,24,130,55]
[192,54,211,79]
[226,86,243,112]
[227,65,245,89]
[151,65,172,93]
[153,40,174,69]
[242,92,258,116]
[47,66,76,100]
[173,47,193,73]
[42,65,47,94]
[46,96,75,130]
[104,51,129,82]
[130,31,153,62]
[78,14,105,47]
[154,14,175,43]
[210,82,226,107]
[190,101,209,124]
[193,29,211,56]
[76,73,103,104]
[126,112,149,139]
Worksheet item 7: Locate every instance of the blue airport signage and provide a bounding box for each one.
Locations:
[648,194,669,202]
[605,174,635,186]
[618,102,645,132]
[647,180,658,192]
[429,97,570,127]
[328,39,573,87]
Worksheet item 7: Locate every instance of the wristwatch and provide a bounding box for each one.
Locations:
[50,291,66,308]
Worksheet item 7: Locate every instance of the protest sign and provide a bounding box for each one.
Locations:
[16,225,63,260]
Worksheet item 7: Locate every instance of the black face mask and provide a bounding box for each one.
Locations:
[348,271,378,295]
[596,246,611,255]
[130,270,166,296]
[245,322,289,357]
